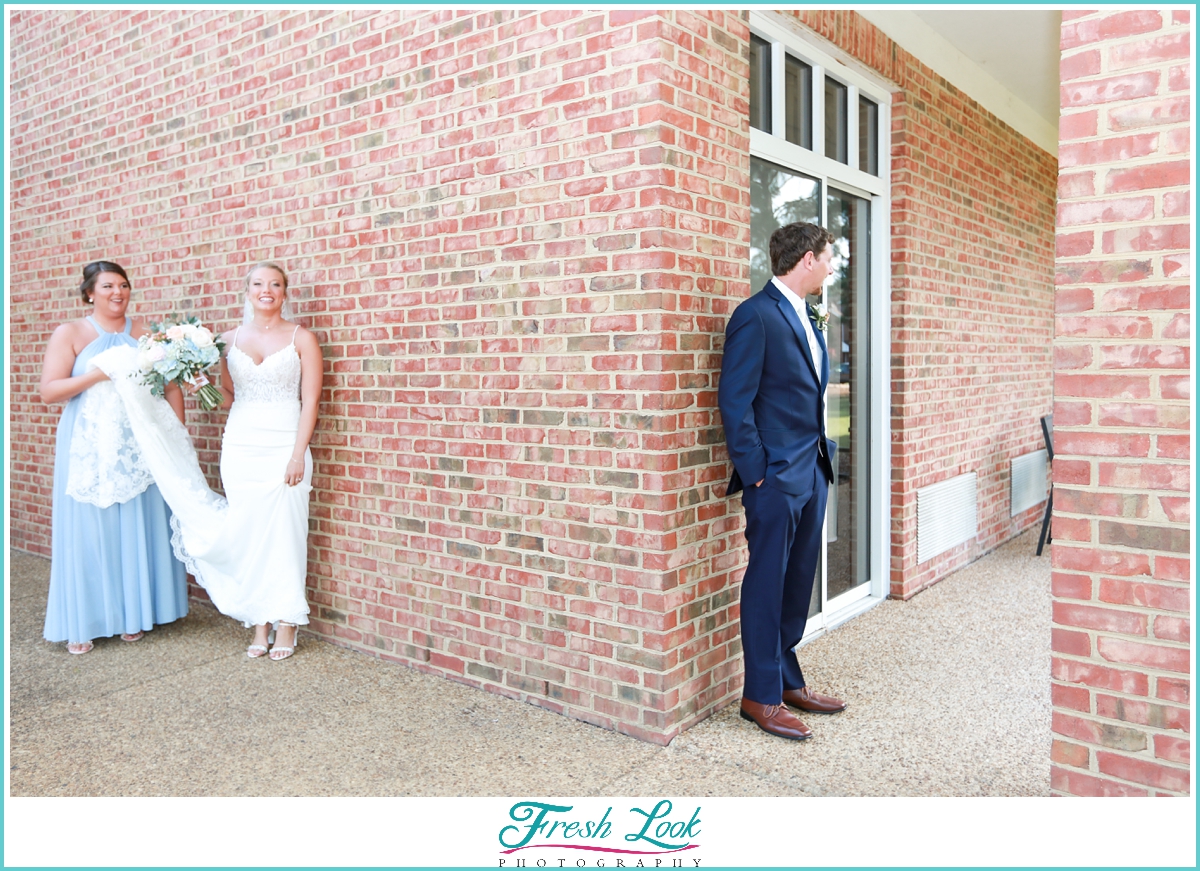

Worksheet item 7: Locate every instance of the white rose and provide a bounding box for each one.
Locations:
[136,349,156,371]
[147,343,167,363]
[191,327,215,348]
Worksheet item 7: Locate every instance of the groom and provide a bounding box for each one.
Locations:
[718,221,848,740]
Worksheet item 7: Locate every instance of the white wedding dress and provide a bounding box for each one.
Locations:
[91,330,311,628]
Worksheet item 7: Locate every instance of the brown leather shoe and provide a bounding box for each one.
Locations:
[739,699,813,740]
[782,686,847,714]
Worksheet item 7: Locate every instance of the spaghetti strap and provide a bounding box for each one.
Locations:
[231,326,241,352]
[290,325,300,345]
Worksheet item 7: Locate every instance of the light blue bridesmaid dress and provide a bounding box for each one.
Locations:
[43,316,188,644]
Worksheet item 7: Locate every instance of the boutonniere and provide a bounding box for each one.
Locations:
[808,302,829,332]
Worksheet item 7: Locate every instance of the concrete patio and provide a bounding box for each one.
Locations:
[8,528,1051,797]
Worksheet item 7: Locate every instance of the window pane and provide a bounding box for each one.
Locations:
[824,77,848,164]
[824,187,871,601]
[784,54,812,149]
[749,157,819,293]
[859,96,879,176]
[749,35,772,133]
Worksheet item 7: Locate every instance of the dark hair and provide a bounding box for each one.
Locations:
[80,261,130,304]
[769,222,834,277]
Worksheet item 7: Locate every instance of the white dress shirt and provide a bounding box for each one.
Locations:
[771,276,822,377]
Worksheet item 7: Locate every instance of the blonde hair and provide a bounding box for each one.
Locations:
[244,261,288,290]
[242,262,293,325]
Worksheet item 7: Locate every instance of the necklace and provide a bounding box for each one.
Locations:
[93,314,127,334]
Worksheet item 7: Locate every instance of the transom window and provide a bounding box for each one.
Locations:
[749,20,887,180]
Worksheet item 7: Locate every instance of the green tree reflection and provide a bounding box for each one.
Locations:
[749,158,819,291]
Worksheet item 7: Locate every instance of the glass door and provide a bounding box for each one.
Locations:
[823,187,872,612]
[750,159,874,630]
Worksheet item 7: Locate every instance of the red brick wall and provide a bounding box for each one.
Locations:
[1051,8,1191,796]
[785,12,1059,598]
[10,9,1059,740]
[8,8,750,743]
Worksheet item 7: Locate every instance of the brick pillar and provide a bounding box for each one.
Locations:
[1052,8,1191,796]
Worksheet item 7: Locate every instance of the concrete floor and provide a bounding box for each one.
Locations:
[8,529,1051,797]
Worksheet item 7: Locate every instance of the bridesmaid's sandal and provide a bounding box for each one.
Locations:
[269,622,298,661]
[120,631,145,642]
[67,642,94,655]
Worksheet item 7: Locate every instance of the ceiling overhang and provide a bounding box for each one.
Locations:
[859,9,1062,156]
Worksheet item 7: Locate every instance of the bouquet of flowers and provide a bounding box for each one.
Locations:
[137,316,226,410]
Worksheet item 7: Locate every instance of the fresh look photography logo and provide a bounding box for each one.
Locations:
[498,800,702,867]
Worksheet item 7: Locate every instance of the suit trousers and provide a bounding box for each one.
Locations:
[739,464,828,705]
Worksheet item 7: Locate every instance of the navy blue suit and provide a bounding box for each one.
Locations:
[718,280,837,705]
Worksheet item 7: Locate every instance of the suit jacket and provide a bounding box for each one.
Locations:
[718,280,837,498]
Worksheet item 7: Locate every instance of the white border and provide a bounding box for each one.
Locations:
[5,7,1196,870]
[5,795,1198,866]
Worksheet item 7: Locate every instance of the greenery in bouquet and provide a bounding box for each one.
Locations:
[137,316,226,410]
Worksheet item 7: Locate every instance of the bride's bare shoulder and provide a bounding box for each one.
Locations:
[288,322,315,340]
[291,324,321,353]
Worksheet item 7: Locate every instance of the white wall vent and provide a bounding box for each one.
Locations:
[1011,449,1049,517]
[916,472,977,564]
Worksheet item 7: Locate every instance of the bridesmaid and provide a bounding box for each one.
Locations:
[40,261,189,654]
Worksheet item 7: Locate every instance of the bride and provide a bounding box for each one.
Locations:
[91,263,322,661]
[213,263,323,660]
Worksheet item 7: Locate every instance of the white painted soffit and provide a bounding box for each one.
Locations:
[858,9,1060,156]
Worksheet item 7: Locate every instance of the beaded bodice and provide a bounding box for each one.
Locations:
[228,343,302,404]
